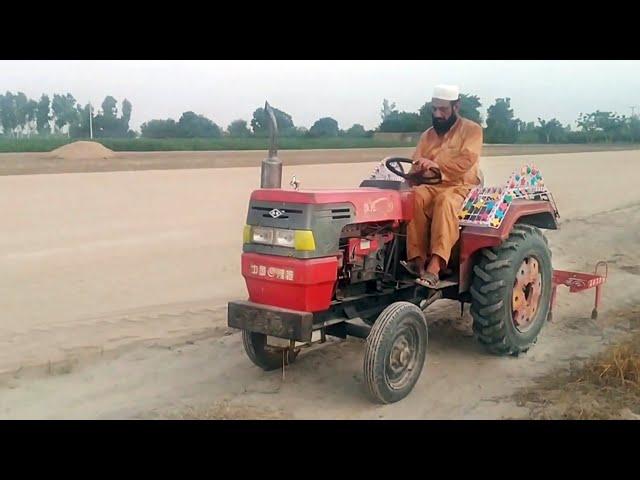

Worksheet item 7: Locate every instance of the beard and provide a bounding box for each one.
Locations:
[432,112,458,135]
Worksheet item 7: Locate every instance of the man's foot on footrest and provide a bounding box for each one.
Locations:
[415,272,439,288]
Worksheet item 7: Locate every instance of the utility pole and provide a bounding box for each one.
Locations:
[89,102,93,139]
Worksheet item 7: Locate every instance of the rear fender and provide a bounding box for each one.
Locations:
[458,200,558,293]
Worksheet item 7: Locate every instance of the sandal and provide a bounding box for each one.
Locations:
[415,272,440,288]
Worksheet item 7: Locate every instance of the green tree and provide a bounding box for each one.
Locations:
[345,123,367,137]
[121,99,132,133]
[101,96,118,118]
[0,92,18,137]
[140,119,179,138]
[227,119,252,137]
[287,126,308,137]
[177,111,222,138]
[379,111,425,133]
[93,96,121,137]
[380,99,397,122]
[14,92,29,134]
[485,98,519,143]
[600,112,626,143]
[309,117,340,137]
[417,102,433,130]
[629,116,640,143]
[70,103,91,138]
[250,106,294,135]
[459,94,483,124]
[51,93,79,134]
[577,111,625,143]
[535,118,565,143]
[24,99,38,136]
[36,94,52,135]
[89,96,133,137]
[577,112,597,143]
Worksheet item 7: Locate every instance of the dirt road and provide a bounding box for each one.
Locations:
[1,143,639,176]
[1,149,639,418]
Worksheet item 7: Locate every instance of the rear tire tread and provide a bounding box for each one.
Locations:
[470,224,552,356]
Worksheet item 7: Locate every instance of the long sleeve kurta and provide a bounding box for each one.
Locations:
[406,117,483,265]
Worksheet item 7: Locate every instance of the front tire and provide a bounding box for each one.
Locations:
[363,302,428,404]
[242,330,298,371]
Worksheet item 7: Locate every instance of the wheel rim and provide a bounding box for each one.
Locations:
[512,256,543,333]
[385,321,420,390]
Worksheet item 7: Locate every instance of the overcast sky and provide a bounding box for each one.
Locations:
[1,60,638,131]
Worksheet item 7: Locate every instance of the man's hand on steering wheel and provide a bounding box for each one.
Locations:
[383,157,442,186]
[412,157,438,172]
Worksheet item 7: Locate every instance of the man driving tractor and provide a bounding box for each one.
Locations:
[402,84,483,288]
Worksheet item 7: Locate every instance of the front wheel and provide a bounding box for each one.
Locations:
[242,330,298,371]
[363,302,428,404]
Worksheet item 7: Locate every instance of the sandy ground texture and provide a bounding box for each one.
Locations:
[1,143,639,176]
[0,149,639,418]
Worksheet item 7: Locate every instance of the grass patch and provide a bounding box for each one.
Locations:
[514,331,640,420]
[0,137,412,153]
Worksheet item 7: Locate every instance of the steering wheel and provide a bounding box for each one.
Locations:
[384,157,442,186]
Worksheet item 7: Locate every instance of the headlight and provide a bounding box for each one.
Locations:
[252,226,274,245]
[274,228,295,248]
[244,225,316,251]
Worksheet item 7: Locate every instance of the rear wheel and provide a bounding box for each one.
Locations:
[363,302,428,404]
[470,224,552,356]
[242,330,298,371]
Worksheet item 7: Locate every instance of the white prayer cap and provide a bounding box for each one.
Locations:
[432,84,460,101]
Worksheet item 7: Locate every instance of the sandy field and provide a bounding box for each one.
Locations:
[1,148,639,419]
[1,143,639,176]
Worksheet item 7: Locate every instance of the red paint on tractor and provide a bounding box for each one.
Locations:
[251,188,412,223]
[458,200,558,292]
[241,252,338,312]
[551,262,608,320]
[400,190,415,221]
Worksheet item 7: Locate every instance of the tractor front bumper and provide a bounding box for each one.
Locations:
[227,300,314,342]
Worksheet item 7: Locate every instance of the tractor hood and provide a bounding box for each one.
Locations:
[250,188,413,223]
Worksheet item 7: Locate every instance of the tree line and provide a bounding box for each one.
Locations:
[0,92,134,138]
[139,106,371,139]
[377,95,640,144]
[1,90,639,144]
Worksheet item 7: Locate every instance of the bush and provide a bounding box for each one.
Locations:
[515,132,539,144]
[0,136,416,153]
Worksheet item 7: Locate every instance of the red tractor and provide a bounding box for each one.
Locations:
[228,104,607,404]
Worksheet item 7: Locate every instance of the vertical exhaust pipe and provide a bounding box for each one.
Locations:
[260,101,282,189]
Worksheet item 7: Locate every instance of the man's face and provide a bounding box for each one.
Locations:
[431,98,460,135]
[431,98,455,121]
